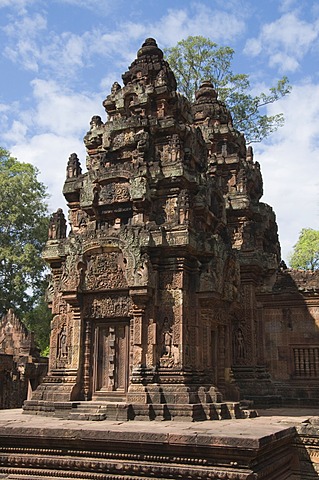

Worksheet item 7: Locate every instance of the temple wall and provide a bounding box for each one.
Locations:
[262,304,319,381]
[258,270,319,404]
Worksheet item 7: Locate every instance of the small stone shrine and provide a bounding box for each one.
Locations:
[0,309,47,408]
[24,38,319,421]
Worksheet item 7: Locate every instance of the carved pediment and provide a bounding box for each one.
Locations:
[83,251,128,291]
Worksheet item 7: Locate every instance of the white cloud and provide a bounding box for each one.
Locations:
[279,0,299,12]
[2,120,28,144]
[2,12,131,80]
[1,78,104,142]
[3,12,47,72]
[0,0,115,16]
[244,38,262,57]
[11,133,85,213]
[0,103,10,127]
[244,12,319,73]
[255,82,319,261]
[59,33,85,68]
[1,3,247,85]
[99,72,122,93]
[143,5,246,46]
[55,0,115,15]
[0,103,10,112]
[2,10,46,37]
[0,101,22,146]
[82,4,247,73]
[1,79,105,212]
[30,79,104,136]
[0,0,36,14]
[2,10,91,76]
[268,52,300,72]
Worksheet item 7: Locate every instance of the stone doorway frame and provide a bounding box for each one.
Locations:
[91,318,130,400]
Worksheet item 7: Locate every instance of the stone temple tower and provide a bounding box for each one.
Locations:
[24,38,280,420]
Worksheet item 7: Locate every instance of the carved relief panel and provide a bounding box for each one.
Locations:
[157,270,184,367]
[84,251,128,291]
[50,314,71,370]
[60,253,81,292]
[98,181,130,205]
[84,294,132,318]
[155,134,184,165]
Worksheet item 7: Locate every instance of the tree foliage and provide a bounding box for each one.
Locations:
[24,295,52,355]
[289,228,319,271]
[165,36,291,144]
[0,148,52,350]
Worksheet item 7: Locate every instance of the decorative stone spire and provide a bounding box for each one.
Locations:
[66,153,82,179]
[122,38,177,91]
[48,208,67,240]
[192,80,233,128]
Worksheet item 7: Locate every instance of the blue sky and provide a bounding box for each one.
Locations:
[0,0,318,261]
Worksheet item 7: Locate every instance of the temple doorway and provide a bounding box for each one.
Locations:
[92,320,129,399]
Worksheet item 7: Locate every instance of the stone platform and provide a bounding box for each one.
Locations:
[1,408,318,479]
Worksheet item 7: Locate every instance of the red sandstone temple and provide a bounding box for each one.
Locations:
[23,38,319,420]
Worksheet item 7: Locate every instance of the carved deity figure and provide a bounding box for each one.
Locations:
[156,100,166,118]
[111,82,121,94]
[178,189,190,225]
[162,317,172,357]
[58,325,68,359]
[90,115,103,130]
[135,253,154,287]
[283,307,292,330]
[170,134,182,162]
[48,209,67,240]
[84,116,104,153]
[234,328,245,363]
[155,69,168,87]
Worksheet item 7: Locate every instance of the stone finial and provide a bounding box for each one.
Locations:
[195,81,218,102]
[246,146,254,162]
[122,38,177,91]
[66,153,82,179]
[48,208,67,240]
[192,80,232,127]
[137,38,164,59]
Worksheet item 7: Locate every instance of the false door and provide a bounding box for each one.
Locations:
[93,320,129,398]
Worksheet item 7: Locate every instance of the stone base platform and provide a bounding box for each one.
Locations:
[0,408,317,479]
[23,399,253,421]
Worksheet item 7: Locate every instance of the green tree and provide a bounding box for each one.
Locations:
[0,148,52,351]
[289,228,319,271]
[24,295,52,355]
[165,36,291,144]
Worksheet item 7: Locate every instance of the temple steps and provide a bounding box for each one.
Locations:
[24,399,257,421]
